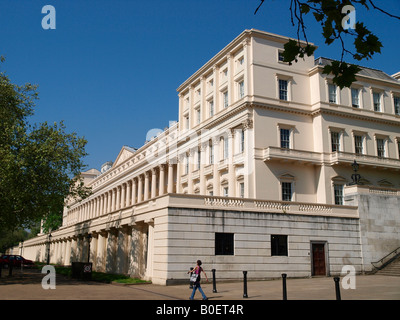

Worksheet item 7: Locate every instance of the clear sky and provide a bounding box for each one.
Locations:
[1,0,399,171]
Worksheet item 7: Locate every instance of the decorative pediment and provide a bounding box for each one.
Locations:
[331,175,347,183]
[113,146,137,168]
[279,172,296,181]
[378,179,394,187]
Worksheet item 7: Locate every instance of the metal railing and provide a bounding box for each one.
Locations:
[371,247,400,270]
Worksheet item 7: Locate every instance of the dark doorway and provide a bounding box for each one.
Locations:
[311,243,326,276]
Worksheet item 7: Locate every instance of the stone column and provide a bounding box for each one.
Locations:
[228,129,235,197]
[116,227,130,274]
[126,181,131,207]
[96,232,107,272]
[70,237,78,263]
[227,53,233,106]
[159,164,165,196]
[243,118,253,198]
[132,178,137,205]
[121,183,126,209]
[100,195,104,216]
[200,144,206,195]
[64,238,71,266]
[167,163,174,193]
[144,171,150,201]
[212,137,220,196]
[106,229,118,274]
[138,175,143,203]
[90,233,98,268]
[151,168,157,199]
[116,186,121,210]
[187,151,193,194]
[111,189,116,212]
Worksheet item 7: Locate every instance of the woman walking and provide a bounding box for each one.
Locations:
[188,260,208,300]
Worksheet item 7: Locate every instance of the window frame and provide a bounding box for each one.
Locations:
[373,91,382,112]
[393,95,400,115]
[351,88,360,108]
[353,134,364,155]
[333,184,344,205]
[279,79,288,101]
[328,83,337,104]
[271,235,288,256]
[215,233,234,256]
[281,181,293,202]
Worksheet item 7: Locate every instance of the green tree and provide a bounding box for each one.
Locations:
[0,57,91,234]
[255,0,400,88]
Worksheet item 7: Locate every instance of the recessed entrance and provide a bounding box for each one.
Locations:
[311,242,326,276]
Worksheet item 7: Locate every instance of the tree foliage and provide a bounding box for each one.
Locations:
[0,58,91,234]
[255,0,400,88]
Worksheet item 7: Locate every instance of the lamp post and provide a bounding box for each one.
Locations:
[86,234,92,263]
[46,233,52,265]
[349,160,361,185]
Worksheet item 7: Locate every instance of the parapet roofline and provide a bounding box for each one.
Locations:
[176,29,315,93]
[315,57,399,83]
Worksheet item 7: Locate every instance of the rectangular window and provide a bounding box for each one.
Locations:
[280,128,290,149]
[398,140,400,159]
[271,235,288,256]
[376,138,385,158]
[239,182,244,198]
[329,84,337,103]
[281,182,292,201]
[354,135,363,154]
[351,88,359,108]
[331,131,340,152]
[373,92,381,112]
[196,108,201,124]
[209,141,214,164]
[223,187,229,197]
[334,184,344,205]
[197,150,201,170]
[241,129,245,153]
[224,137,229,159]
[209,100,214,117]
[279,79,288,101]
[278,51,285,62]
[223,91,229,108]
[394,96,400,115]
[185,155,189,175]
[239,80,245,99]
[215,233,234,255]
[184,115,189,130]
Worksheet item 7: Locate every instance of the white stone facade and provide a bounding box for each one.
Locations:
[16,29,400,285]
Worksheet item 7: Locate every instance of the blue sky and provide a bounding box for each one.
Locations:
[1,0,399,171]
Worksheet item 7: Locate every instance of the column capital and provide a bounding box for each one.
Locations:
[242,118,253,131]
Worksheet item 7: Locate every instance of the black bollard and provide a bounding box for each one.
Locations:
[282,273,287,300]
[243,271,248,298]
[189,267,194,289]
[334,277,341,300]
[212,269,217,293]
[8,263,13,277]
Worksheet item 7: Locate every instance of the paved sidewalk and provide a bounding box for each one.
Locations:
[0,268,399,300]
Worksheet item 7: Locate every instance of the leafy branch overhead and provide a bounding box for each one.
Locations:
[0,58,91,233]
[255,0,400,88]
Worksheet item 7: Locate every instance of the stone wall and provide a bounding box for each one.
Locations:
[163,207,362,284]
[345,185,400,272]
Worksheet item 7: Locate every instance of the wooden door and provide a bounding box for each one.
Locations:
[312,243,326,276]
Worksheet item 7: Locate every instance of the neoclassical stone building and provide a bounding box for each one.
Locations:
[19,29,400,285]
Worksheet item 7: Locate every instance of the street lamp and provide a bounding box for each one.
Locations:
[46,233,52,265]
[349,160,361,185]
[86,234,92,263]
